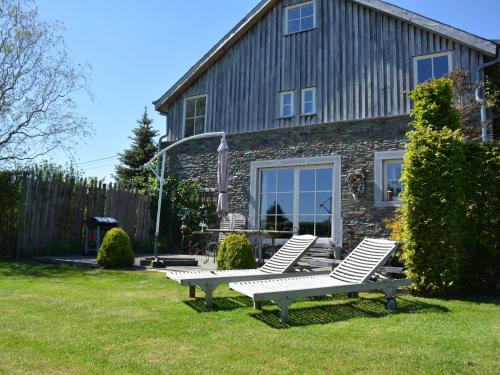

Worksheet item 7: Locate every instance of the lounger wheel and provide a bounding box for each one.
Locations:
[384,297,397,311]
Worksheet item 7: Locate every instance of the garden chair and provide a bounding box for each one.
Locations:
[206,213,247,261]
[229,238,412,322]
[167,235,326,307]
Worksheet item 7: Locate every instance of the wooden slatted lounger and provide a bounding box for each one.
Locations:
[166,235,327,307]
[229,238,412,322]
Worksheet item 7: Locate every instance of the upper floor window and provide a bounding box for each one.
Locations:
[414,52,452,85]
[285,1,315,34]
[183,95,207,138]
[301,87,316,115]
[280,91,294,118]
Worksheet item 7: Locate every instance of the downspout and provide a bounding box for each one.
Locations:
[475,48,500,143]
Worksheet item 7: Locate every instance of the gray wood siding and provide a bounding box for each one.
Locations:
[167,0,485,141]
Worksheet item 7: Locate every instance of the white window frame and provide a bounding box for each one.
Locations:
[249,156,342,245]
[279,91,295,118]
[182,94,207,138]
[413,51,453,86]
[284,0,316,35]
[301,87,316,115]
[374,150,405,207]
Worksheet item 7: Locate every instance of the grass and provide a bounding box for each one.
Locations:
[0,262,498,375]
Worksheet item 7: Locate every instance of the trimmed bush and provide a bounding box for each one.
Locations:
[461,142,500,294]
[402,78,466,295]
[216,234,256,270]
[411,77,460,131]
[401,127,465,295]
[97,228,135,268]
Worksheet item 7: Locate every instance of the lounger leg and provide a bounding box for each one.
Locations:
[254,301,262,310]
[189,286,196,298]
[199,284,216,308]
[382,287,398,311]
[275,297,293,323]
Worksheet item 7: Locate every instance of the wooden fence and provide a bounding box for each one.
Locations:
[14,173,152,258]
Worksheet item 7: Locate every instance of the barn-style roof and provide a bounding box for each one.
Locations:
[154,0,497,112]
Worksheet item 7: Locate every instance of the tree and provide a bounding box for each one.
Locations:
[0,0,91,167]
[115,107,158,191]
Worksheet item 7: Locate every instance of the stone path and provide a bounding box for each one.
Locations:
[33,254,216,271]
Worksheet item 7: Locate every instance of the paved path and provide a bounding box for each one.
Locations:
[33,253,216,271]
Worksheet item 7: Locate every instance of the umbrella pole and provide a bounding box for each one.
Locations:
[153,152,167,261]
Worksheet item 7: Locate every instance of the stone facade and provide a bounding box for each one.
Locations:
[165,115,411,250]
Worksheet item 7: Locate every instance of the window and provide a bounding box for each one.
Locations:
[301,88,316,115]
[414,52,452,85]
[258,166,334,237]
[280,91,294,118]
[285,1,315,34]
[383,160,403,202]
[374,151,405,207]
[183,95,207,137]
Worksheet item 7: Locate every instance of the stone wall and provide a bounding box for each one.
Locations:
[165,115,411,250]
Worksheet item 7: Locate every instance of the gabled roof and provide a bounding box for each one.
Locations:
[154,0,497,112]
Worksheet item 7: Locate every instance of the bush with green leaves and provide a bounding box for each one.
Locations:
[402,78,466,295]
[0,172,21,258]
[401,126,465,295]
[460,142,500,294]
[152,175,218,253]
[216,234,256,270]
[97,228,135,268]
[411,77,460,131]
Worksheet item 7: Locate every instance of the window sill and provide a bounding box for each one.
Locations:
[299,112,317,117]
[283,27,316,37]
[375,201,402,208]
[278,115,295,120]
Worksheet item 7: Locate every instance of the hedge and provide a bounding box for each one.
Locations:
[401,127,466,295]
[401,77,499,295]
[461,142,500,294]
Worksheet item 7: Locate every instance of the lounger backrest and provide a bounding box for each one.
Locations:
[330,238,398,283]
[259,235,318,274]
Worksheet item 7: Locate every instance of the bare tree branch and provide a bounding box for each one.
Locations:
[0,0,92,168]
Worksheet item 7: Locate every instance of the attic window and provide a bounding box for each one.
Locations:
[183,95,207,138]
[414,52,452,85]
[285,1,315,34]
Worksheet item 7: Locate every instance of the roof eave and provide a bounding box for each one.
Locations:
[355,0,497,57]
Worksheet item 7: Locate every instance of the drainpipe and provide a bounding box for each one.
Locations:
[475,50,500,143]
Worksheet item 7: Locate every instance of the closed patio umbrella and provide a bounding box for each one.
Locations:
[216,136,229,217]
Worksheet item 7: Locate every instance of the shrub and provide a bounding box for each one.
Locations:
[401,127,465,295]
[460,142,500,294]
[402,78,465,295]
[216,234,256,270]
[97,228,135,268]
[411,77,460,131]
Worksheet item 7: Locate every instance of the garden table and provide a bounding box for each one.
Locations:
[193,229,294,265]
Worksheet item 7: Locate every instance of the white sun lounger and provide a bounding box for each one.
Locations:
[230,238,411,322]
[166,235,324,307]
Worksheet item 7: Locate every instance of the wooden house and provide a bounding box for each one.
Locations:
[153,0,498,248]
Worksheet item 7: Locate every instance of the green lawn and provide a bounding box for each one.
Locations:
[0,263,498,375]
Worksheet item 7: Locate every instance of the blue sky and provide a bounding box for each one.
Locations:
[36,0,499,180]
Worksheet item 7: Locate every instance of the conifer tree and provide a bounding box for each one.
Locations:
[115,107,158,190]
